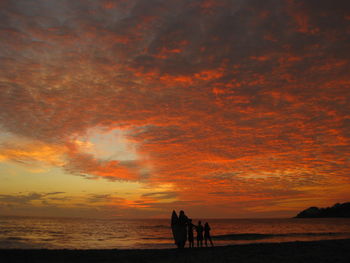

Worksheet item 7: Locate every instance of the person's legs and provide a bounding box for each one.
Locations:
[209,236,214,247]
[205,237,208,247]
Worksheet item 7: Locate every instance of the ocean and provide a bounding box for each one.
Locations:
[1,216,349,249]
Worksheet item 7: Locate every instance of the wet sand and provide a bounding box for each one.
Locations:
[1,239,349,263]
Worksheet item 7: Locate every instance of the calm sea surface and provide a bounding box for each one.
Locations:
[0,216,349,249]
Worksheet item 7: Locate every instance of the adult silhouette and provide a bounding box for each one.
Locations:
[204,222,214,247]
[196,220,204,247]
[177,210,188,248]
[187,218,195,248]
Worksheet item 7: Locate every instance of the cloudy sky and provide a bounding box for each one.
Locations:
[0,0,349,218]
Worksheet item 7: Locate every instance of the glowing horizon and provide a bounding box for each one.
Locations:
[0,0,349,219]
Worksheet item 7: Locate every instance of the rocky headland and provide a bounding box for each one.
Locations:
[295,202,350,218]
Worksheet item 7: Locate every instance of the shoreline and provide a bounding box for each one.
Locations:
[1,238,350,263]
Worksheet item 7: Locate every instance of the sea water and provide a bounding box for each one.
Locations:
[0,216,349,249]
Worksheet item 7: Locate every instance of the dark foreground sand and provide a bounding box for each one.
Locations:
[1,239,350,263]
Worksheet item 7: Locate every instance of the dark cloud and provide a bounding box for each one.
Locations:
[87,194,111,203]
[46,192,65,196]
[0,193,43,205]
[0,192,64,205]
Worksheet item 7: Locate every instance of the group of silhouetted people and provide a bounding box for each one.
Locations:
[188,218,214,248]
[177,210,214,248]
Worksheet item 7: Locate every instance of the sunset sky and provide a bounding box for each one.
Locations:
[0,0,349,219]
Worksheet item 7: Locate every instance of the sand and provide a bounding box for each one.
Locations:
[1,239,349,263]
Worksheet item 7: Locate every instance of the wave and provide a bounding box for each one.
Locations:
[139,225,169,229]
[4,237,29,241]
[141,237,171,240]
[0,237,49,249]
[213,232,350,241]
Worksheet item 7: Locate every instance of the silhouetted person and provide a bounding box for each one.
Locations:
[196,220,204,247]
[178,210,188,248]
[187,218,195,248]
[204,222,214,247]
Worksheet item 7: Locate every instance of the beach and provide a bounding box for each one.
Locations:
[1,239,349,263]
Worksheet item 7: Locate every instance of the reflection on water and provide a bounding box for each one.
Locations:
[0,217,349,249]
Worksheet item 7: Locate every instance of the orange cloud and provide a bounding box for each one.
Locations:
[0,0,349,218]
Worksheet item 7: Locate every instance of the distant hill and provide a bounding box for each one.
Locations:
[295,202,350,218]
